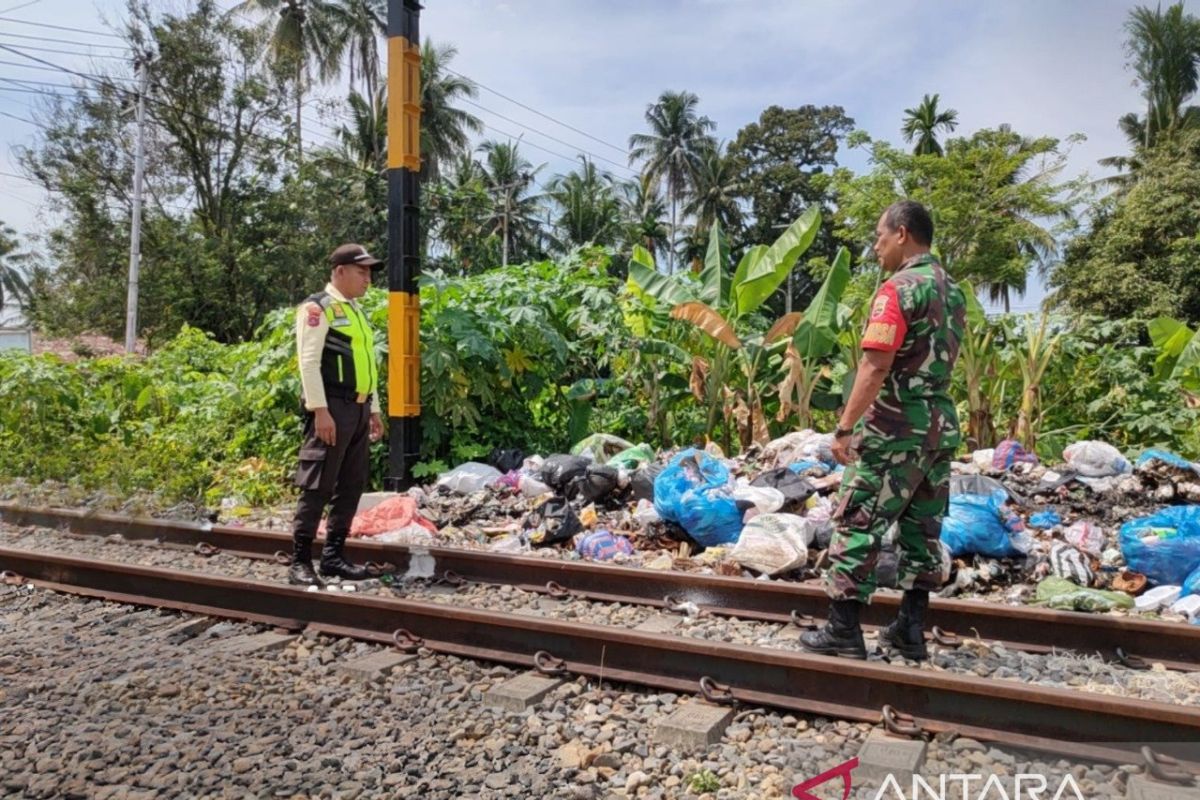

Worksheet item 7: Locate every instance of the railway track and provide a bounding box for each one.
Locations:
[2,523,1200,768]
[3,503,1198,672]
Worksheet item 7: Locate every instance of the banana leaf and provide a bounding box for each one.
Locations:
[734,206,820,316]
[627,244,695,307]
[791,246,851,360]
[699,220,729,308]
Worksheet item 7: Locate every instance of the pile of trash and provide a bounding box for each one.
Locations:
[343,431,1200,624]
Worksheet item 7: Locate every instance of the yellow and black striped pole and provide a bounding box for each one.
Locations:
[385,0,421,488]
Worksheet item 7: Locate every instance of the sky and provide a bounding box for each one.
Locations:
[1,0,1197,321]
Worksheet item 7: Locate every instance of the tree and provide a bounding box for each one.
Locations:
[325,0,386,100]
[628,90,716,273]
[683,141,745,241]
[901,93,958,157]
[424,153,499,274]
[231,0,339,160]
[420,39,483,181]
[619,175,669,263]
[0,223,30,317]
[834,127,1082,311]
[547,157,622,251]
[338,87,387,171]
[1051,130,1200,324]
[727,105,854,269]
[1125,2,1200,147]
[478,140,545,266]
[19,2,380,342]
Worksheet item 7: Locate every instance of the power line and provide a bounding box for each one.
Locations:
[0,109,35,125]
[446,66,628,157]
[0,84,71,96]
[461,97,636,177]
[0,0,42,15]
[0,57,135,83]
[0,15,125,40]
[0,43,341,154]
[0,30,130,51]
[0,42,129,60]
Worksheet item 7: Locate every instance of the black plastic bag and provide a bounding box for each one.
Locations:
[540,454,590,490]
[573,464,620,503]
[750,468,815,512]
[523,497,581,546]
[488,447,526,474]
[630,463,664,502]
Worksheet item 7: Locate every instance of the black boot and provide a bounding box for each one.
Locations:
[287,538,322,587]
[318,531,369,581]
[878,589,929,661]
[799,600,867,659]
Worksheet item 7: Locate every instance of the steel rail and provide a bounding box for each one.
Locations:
[1,545,1198,767]
[3,503,1198,671]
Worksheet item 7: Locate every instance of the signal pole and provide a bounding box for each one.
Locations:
[385,0,422,488]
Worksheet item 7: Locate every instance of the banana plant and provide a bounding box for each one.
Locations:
[776,246,852,430]
[955,281,1012,449]
[1148,317,1200,396]
[1012,312,1065,451]
[627,207,852,447]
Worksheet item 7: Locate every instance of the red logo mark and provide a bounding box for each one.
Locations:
[792,756,860,800]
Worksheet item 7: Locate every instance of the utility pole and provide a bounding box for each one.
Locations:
[501,184,511,267]
[123,58,149,354]
[385,0,422,489]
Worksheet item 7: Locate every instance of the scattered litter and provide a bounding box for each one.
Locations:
[1063,520,1105,556]
[729,513,814,576]
[576,530,634,561]
[653,448,743,547]
[1031,576,1134,612]
[992,439,1038,471]
[436,462,503,494]
[1028,510,1062,529]
[1119,505,1200,586]
[1062,441,1131,478]
[1134,584,1182,612]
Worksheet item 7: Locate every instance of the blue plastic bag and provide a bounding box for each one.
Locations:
[1184,563,1200,598]
[788,459,831,477]
[1028,510,1062,529]
[1136,449,1199,473]
[940,490,1023,558]
[653,449,743,546]
[1119,506,1200,586]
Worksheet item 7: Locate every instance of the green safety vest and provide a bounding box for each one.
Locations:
[308,291,377,400]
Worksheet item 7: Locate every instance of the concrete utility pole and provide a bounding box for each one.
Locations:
[123,58,148,354]
[385,0,422,489]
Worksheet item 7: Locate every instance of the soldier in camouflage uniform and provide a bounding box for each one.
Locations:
[800,200,965,661]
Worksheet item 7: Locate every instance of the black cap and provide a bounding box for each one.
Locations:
[330,243,383,270]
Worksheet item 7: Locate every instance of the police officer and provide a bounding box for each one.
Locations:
[288,243,385,586]
[800,200,965,660]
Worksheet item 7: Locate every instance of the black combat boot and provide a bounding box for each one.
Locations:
[799,600,867,659]
[287,538,323,587]
[318,530,370,581]
[877,589,929,661]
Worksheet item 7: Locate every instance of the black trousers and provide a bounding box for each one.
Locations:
[291,395,371,546]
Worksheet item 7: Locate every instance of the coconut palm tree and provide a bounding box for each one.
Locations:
[420,40,483,181]
[547,157,622,251]
[682,141,745,237]
[232,0,340,160]
[325,0,386,100]
[337,87,387,171]
[620,175,669,261]
[478,140,545,266]
[1125,2,1200,147]
[901,93,959,157]
[0,223,30,317]
[628,90,716,273]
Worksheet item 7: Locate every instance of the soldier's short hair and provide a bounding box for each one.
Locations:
[883,200,933,246]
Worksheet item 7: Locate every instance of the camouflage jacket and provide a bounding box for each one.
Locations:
[859,253,965,453]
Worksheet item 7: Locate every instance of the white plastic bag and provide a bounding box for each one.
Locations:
[1063,520,1105,556]
[633,498,661,527]
[1062,441,1131,478]
[436,462,502,494]
[729,513,814,576]
[732,484,785,515]
[518,473,552,498]
[971,449,996,471]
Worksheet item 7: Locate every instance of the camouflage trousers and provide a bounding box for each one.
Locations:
[825,446,954,603]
